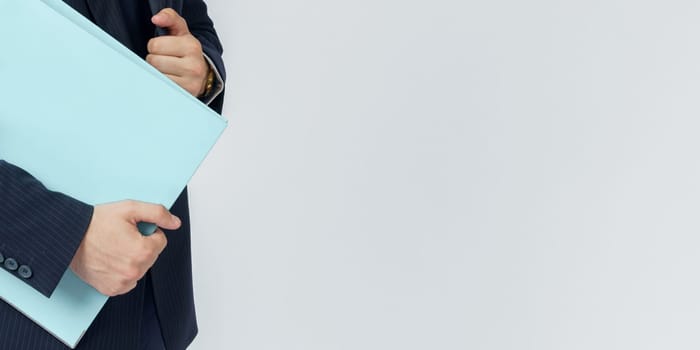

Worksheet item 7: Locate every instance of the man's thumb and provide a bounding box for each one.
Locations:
[128,201,182,230]
[152,8,189,36]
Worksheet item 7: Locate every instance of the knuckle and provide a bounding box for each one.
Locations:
[126,252,146,269]
[123,267,141,282]
[193,64,207,78]
[187,82,200,95]
[155,236,168,251]
[147,39,157,53]
[135,245,154,263]
[121,202,137,217]
[187,39,202,53]
[183,65,196,76]
[114,286,126,296]
[98,285,114,296]
[130,254,145,267]
[107,283,123,297]
[186,65,200,77]
[123,200,138,212]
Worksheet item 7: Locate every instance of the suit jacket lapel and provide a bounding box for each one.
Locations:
[85,0,133,48]
[148,0,183,36]
[147,0,167,15]
[148,0,182,15]
[84,0,184,46]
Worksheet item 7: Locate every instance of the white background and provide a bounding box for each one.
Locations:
[190,0,700,349]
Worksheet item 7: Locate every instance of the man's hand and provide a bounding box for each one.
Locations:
[147,8,210,97]
[69,200,181,297]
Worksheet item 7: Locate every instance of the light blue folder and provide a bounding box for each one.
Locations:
[0,0,227,348]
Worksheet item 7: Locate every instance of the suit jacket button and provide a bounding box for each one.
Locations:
[4,258,18,271]
[17,265,32,279]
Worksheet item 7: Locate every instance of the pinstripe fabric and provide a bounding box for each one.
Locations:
[140,277,167,350]
[85,0,134,49]
[0,160,93,298]
[150,191,199,350]
[181,0,226,112]
[0,0,226,348]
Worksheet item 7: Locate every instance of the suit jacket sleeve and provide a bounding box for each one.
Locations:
[0,160,93,298]
[182,0,226,114]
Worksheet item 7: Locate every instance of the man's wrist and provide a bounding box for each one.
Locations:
[198,59,215,98]
[199,53,225,105]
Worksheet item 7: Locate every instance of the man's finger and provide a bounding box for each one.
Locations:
[147,36,188,57]
[146,54,188,76]
[165,74,188,87]
[126,201,181,230]
[143,229,168,257]
[152,8,189,36]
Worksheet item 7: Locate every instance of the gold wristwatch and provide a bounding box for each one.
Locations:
[201,64,215,98]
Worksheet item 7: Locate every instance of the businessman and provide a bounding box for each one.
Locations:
[0,1,225,349]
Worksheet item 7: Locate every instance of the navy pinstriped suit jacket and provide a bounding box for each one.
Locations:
[0,0,225,349]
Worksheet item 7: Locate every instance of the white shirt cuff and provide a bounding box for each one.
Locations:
[201,53,225,106]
